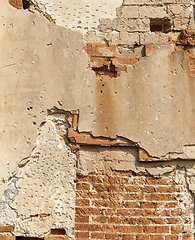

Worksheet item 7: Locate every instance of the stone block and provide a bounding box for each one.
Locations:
[120,6,139,18]
[139,6,167,18]
[119,32,140,45]
[140,32,169,45]
[168,4,182,15]
[126,18,150,32]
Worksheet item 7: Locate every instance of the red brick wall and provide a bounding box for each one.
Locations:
[75,170,193,240]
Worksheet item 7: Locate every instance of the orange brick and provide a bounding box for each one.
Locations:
[76,183,90,190]
[145,44,154,57]
[139,202,155,208]
[122,235,134,240]
[166,217,179,224]
[94,200,109,207]
[75,232,89,238]
[115,225,142,233]
[140,186,155,193]
[145,178,169,185]
[124,201,139,208]
[75,224,101,232]
[0,237,15,240]
[105,233,120,239]
[137,217,151,225]
[102,224,115,232]
[76,207,101,216]
[123,194,144,200]
[107,216,121,224]
[151,235,163,240]
[145,194,172,201]
[0,226,14,232]
[91,232,105,239]
[117,209,130,216]
[165,236,179,240]
[125,186,139,192]
[171,226,183,234]
[136,234,150,240]
[76,199,90,207]
[92,216,107,223]
[75,216,89,223]
[156,226,169,233]
[143,226,156,233]
[72,114,78,127]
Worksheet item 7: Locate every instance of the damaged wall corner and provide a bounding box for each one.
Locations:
[2,0,195,239]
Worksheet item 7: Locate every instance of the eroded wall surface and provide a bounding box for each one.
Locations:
[2,0,195,239]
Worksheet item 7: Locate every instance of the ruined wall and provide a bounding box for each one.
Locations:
[1,0,195,239]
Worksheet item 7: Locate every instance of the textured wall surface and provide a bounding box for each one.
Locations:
[1,0,195,239]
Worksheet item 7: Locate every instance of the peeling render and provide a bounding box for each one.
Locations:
[2,0,195,239]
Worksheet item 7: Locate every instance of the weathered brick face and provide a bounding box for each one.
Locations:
[75,170,194,240]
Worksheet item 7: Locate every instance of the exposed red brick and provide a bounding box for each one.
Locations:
[145,44,154,57]
[75,170,192,240]
[75,216,89,223]
[72,114,78,128]
[139,149,151,160]
[76,183,90,190]
[91,232,105,239]
[75,232,89,238]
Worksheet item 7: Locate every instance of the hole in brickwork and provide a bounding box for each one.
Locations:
[22,0,31,9]
[150,18,172,33]
[50,229,66,235]
[16,238,43,240]
[92,61,118,78]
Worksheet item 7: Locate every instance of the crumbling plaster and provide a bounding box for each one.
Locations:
[2,0,195,189]
[2,0,195,237]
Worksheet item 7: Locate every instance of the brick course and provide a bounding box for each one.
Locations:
[75,170,193,240]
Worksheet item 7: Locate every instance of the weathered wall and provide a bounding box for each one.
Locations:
[2,0,195,239]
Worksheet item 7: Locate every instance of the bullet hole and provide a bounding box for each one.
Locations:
[27,106,33,110]
[100,90,103,93]
[33,121,36,125]
[50,229,66,235]
[102,84,105,87]
[22,0,31,9]
[115,92,117,94]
